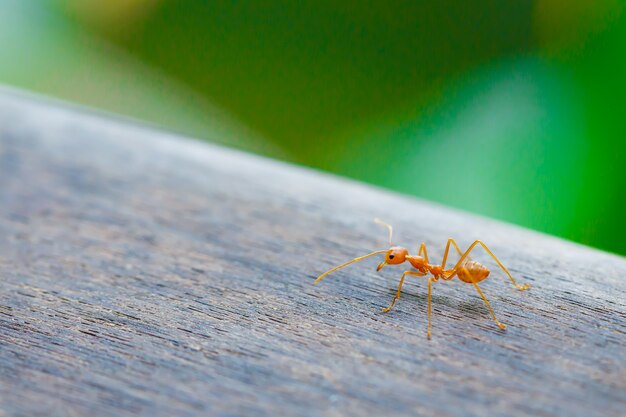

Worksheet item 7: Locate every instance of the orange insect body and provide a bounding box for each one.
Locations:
[456,261,490,283]
[314,219,530,339]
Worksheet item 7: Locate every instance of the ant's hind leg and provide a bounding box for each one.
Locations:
[477,241,530,290]
[427,278,434,339]
[382,271,425,313]
[471,281,506,330]
[455,241,530,291]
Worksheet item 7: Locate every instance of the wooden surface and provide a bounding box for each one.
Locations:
[0,90,624,417]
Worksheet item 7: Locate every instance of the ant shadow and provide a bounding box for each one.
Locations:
[457,299,490,317]
[388,287,488,319]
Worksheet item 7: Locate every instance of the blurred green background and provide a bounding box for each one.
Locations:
[2,0,625,255]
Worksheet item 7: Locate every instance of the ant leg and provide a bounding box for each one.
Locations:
[438,238,467,281]
[440,238,465,269]
[452,240,530,291]
[471,280,506,330]
[477,241,530,290]
[427,277,434,339]
[418,242,430,264]
[382,271,425,313]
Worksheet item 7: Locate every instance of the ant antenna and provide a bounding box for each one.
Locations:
[374,218,393,247]
[314,250,387,284]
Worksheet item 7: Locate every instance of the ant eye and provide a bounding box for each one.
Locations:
[389,254,395,260]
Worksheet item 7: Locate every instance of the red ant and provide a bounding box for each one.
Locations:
[314,219,530,338]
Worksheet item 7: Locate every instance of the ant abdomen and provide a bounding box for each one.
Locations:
[456,260,490,283]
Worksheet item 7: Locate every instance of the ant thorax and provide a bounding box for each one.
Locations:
[408,255,427,271]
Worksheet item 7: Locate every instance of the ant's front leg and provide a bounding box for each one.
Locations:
[382,270,425,313]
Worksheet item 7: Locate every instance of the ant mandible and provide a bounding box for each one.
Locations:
[314,219,530,338]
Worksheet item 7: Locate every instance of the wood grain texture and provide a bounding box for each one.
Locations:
[0,90,624,417]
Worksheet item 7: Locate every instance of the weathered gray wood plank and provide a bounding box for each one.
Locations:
[0,89,624,417]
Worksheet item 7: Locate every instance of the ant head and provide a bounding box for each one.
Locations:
[377,246,408,271]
